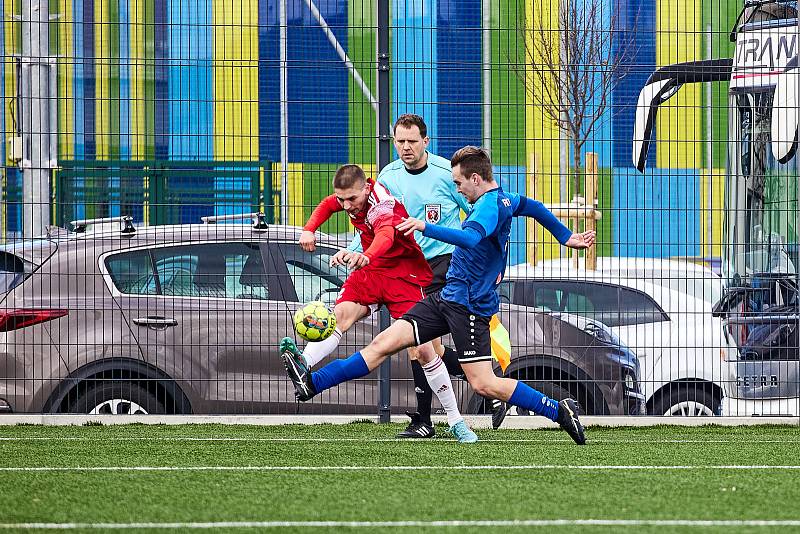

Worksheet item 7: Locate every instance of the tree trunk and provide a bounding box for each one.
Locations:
[572,139,582,197]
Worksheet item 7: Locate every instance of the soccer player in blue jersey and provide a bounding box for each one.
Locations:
[281,146,594,444]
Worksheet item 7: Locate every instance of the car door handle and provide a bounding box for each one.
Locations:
[133,316,178,329]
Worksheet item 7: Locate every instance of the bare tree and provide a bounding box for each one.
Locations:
[513,0,633,196]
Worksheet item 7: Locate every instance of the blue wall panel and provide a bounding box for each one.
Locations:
[154,0,169,160]
[258,0,280,162]
[613,167,700,257]
[393,0,438,154]
[581,0,614,167]
[82,0,96,161]
[168,0,212,161]
[259,0,349,164]
[612,0,655,168]
[436,0,482,160]
[286,0,348,163]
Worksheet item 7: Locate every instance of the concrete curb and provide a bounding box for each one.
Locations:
[1,414,798,428]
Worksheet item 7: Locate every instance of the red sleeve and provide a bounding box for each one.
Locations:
[303,195,342,232]
[363,225,396,261]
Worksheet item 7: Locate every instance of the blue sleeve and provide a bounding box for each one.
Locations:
[422,223,483,249]
[512,194,573,245]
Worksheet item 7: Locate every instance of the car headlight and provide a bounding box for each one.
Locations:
[624,371,636,391]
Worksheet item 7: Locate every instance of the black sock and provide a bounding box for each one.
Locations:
[411,360,433,424]
[441,346,466,380]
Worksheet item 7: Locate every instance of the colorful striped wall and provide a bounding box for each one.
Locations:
[0,0,738,259]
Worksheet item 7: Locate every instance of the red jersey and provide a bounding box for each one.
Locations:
[304,179,432,285]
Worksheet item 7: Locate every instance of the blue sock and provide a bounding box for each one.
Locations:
[509,382,559,421]
[311,352,370,393]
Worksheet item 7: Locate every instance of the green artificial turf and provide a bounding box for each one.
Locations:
[1,423,799,533]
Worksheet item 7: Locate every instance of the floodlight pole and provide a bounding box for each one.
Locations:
[377,0,391,423]
[21,0,56,238]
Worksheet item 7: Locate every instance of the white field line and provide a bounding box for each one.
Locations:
[0,437,798,444]
[2,465,800,472]
[2,520,800,529]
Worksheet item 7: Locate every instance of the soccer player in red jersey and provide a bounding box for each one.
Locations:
[282,164,478,442]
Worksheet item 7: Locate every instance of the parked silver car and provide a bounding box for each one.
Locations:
[0,216,644,416]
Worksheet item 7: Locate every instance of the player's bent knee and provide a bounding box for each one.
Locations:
[363,320,415,358]
[411,343,437,365]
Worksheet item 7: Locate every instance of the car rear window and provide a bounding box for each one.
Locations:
[0,252,34,293]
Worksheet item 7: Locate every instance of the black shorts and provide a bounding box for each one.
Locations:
[425,253,452,294]
[401,292,493,364]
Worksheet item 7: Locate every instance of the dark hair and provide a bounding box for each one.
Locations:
[451,146,492,182]
[333,164,366,189]
[393,114,427,138]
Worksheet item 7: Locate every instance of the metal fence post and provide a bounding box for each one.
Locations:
[377,0,391,423]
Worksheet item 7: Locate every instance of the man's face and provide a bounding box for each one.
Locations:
[393,124,429,169]
[452,164,480,203]
[334,181,370,215]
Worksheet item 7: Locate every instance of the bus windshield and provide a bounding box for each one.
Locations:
[724,88,800,287]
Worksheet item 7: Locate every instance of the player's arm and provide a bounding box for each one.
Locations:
[300,195,343,252]
[511,194,595,249]
[396,216,488,250]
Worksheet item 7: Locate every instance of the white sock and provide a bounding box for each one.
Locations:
[422,356,463,427]
[302,328,342,368]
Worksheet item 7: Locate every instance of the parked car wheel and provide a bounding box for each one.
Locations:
[66,382,166,415]
[650,384,717,416]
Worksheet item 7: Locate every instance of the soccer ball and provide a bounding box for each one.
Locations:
[293,301,337,342]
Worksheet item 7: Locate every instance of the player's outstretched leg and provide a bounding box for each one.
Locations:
[463,362,586,445]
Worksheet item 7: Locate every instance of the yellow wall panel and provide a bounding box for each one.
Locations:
[213,0,258,161]
[701,168,725,257]
[57,0,74,160]
[271,163,305,226]
[525,0,564,262]
[656,0,701,168]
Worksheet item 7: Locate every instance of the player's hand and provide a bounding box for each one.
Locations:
[329,249,352,267]
[565,230,596,250]
[396,217,425,236]
[299,230,317,252]
[346,252,370,270]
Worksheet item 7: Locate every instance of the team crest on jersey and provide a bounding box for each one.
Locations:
[425,204,441,224]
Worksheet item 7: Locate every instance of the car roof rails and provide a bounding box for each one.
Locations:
[70,215,136,236]
[200,212,269,231]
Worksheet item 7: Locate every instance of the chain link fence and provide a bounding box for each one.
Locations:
[0,0,796,420]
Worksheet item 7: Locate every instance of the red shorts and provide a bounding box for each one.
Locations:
[336,268,426,319]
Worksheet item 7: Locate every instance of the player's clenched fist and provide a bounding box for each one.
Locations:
[299,230,317,252]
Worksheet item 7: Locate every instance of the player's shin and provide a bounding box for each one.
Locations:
[310,351,370,393]
[422,356,463,426]
[303,328,343,368]
[508,380,559,421]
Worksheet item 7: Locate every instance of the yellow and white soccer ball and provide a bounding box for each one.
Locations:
[293,301,337,342]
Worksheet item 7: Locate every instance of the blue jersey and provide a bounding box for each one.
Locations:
[349,152,470,260]
[423,188,572,316]
[440,188,515,316]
